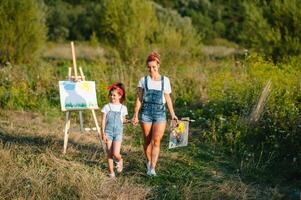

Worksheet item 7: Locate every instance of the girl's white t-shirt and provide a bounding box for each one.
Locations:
[138,75,172,103]
[101,103,128,121]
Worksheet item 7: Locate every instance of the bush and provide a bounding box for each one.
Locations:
[174,54,301,175]
[0,0,46,64]
[0,61,57,111]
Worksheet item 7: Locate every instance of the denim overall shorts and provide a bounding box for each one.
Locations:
[140,76,166,123]
[105,105,123,141]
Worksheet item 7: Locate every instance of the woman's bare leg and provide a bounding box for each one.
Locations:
[150,122,166,169]
[140,122,153,163]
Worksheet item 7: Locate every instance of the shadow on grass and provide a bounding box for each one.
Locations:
[117,130,241,199]
[0,128,287,199]
[0,130,105,163]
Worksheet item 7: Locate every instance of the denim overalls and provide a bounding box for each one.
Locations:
[140,76,166,123]
[105,104,123,141]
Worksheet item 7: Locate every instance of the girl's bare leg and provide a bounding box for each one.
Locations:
[113,141,123,172]
[106,140,114,174]
[112,141,122,161]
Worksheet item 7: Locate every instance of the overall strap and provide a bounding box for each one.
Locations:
[119,105,123,112]
[144,76,148,91]
[108,104,112,111]
[161,76,164,91]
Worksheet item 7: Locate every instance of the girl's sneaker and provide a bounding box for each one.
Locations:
[108,172,115,178]
[116,159,123,173]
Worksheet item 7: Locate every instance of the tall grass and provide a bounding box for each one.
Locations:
[172,54,301,177]
[249,79,272,123]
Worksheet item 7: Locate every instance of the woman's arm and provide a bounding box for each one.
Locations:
[101,112,107,143]
[164,93,178,121]
[132,87,143,125]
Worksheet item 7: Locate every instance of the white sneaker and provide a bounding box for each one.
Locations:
[116,159,123,173]
[146,161,151,173]
[147,168,157,176]
[108,172,115,178]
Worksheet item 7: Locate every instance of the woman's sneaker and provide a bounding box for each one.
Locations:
[146,161,151,173]
[147,168,157,176]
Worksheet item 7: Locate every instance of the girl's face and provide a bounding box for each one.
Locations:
[147,60,159,75]
[109,89,122,104]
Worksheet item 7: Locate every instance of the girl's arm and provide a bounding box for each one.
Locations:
[123,105,128,124]
[132,87,143,125]
[164,93,178,121]
[101,112,107,143]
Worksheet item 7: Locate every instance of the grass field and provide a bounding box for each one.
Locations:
[1,43,300,199]
[0,109,289,199]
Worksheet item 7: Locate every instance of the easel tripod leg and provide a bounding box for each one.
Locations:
[79,111,84,132]
[91,109,107,154]
[63,111,71,154]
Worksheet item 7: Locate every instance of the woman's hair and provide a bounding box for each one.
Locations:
[146,51,160,65]
[108,82,126,103]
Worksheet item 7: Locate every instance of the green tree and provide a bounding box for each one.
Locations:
[46,0,87,41]
[98,0,158,62]
[239,2,280,56]
[0,0,46,64]
[239,0,301,60]
[153,3,203,68]
[268,0,301,59]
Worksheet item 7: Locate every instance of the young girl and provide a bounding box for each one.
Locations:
[101,82,128,178]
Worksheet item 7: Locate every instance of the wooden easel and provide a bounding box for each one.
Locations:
[63,41,105,154]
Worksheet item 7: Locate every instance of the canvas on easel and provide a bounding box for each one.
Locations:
[59,80,98,111]
[59,41,105,154]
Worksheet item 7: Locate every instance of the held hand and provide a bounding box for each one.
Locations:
[171,115,178,124]
[101,133,107,144]
[131,116,139,126]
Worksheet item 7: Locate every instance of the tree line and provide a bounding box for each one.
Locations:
[0,0,301,64]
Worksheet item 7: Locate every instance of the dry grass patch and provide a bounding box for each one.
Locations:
[43,43,105,61]
[0,110,151,200]
[0,143,150,200]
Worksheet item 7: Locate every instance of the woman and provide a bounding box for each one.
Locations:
[132,52,178,176]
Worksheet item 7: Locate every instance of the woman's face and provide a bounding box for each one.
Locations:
[147,60,159,75]
[109,89,122,104]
